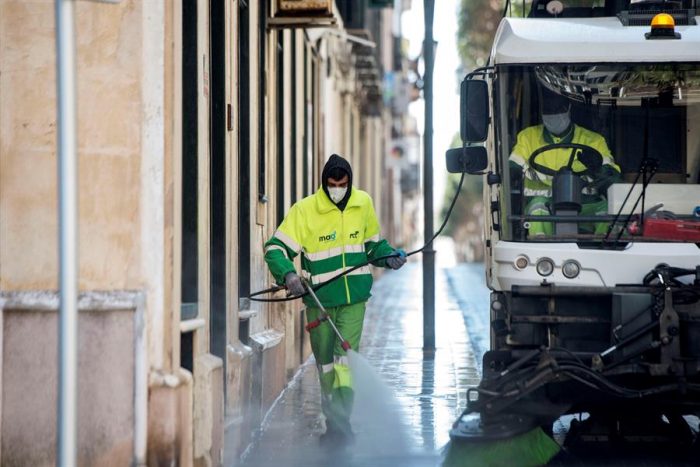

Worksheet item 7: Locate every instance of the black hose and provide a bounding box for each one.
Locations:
[477,357,700,404]
[643,265,695,286]
[502,0,511,18]
[248,252,399,303]
[642,264,700,305]
[249,172,468,302]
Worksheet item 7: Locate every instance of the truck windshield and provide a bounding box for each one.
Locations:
[495,63,700,244]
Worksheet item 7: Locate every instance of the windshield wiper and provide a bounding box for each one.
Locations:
[604,98,659,248]
[604,158,658,247]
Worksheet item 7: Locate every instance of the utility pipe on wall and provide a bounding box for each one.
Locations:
[55,0,78,465]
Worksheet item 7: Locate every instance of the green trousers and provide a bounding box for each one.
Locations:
[526,196,609,236]
[306,302,366,435]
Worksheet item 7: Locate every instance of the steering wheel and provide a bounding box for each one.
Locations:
[528,143,603,177]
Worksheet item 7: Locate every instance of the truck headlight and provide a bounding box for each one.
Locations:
[513,255,529,270]
[536,258,554,277]
[562,260,581,279]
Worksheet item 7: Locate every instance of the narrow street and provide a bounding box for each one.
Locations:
[238,260,490,467]
[6,1,700,465]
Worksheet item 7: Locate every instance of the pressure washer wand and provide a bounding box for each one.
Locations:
[303,281,352,351]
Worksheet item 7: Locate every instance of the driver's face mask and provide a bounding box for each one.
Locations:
[542,110,571,136]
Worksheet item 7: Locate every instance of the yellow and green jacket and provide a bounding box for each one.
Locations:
[264,187,395,308]
[509,124,621,198]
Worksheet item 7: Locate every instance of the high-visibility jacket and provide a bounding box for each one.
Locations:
[264,187,395,308]
[509,124,620,197]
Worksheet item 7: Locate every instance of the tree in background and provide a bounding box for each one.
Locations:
[458,0,502,68]
[458,0,527,68]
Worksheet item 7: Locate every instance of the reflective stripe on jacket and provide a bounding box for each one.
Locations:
[264,187,394,308]
[509,124,620,197]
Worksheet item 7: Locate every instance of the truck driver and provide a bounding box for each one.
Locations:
[508,87,622,237]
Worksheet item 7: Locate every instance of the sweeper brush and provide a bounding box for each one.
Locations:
[443,425,559,467]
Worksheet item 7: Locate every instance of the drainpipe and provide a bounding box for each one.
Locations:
[55,1,78,465]
[55,2,124,464]
[422,0,435,353]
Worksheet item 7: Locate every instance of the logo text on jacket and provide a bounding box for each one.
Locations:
[319,231,337,242]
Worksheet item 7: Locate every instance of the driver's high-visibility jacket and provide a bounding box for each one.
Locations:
[264,186,395,308]
[509,124,620,197]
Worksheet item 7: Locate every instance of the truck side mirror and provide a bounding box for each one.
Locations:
[446,146,487,174]
[460,79,489,143]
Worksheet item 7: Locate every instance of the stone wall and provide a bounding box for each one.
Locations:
[0,292,143,466]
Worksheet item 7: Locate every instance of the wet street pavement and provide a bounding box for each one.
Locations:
[236,259,700,466]
[238,261,490,467]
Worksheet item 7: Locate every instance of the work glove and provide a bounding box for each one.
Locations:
[590,165,622,195]
[386,249,407,270]
[284,272,306,296]
[577,148,602,172]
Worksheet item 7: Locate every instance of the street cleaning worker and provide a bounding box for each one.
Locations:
[509,87,621,237]
[263,153,407,443]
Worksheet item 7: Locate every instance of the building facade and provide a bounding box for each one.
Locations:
[0,0,417,465]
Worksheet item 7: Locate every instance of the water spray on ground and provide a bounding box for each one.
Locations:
[346,349,444,466]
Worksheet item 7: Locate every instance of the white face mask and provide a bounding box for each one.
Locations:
[328,187,347,204]
[542,111,571,136]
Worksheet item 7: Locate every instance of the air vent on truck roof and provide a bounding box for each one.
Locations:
[618,0,697,25]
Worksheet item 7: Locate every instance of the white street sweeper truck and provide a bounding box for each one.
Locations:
[447,0,700,455]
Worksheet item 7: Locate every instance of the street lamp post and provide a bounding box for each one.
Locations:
[422,0,435,353]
